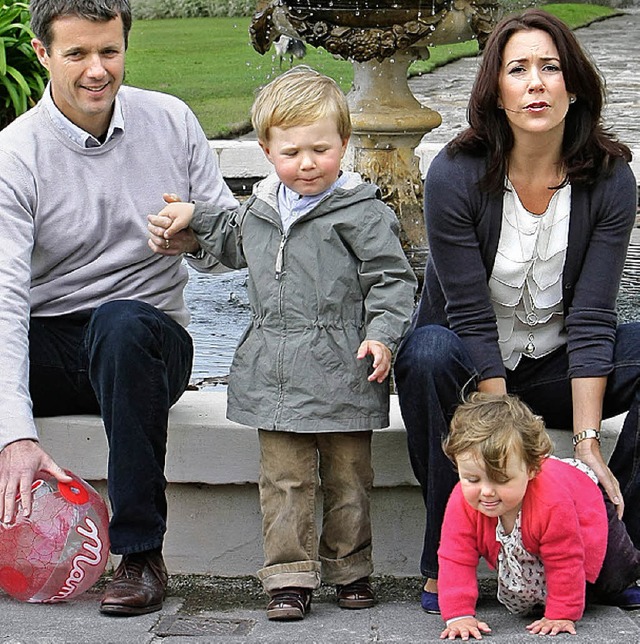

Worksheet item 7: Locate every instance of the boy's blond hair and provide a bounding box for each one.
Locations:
[251,66,351,143]
[443,392,553,483]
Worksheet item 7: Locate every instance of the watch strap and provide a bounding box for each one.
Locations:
[572,429,601,448]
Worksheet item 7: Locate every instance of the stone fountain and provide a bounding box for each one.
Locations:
[251,0,500,281]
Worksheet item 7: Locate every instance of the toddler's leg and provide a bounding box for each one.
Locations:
[318,431,375,608]
[256,430,320,620]
[589,493,640,608]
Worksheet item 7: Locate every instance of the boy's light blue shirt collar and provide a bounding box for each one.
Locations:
[42,83,124,148]
[278,172,349,232]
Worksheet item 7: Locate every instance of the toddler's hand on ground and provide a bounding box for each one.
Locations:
[526,617,576,636]
[440,616,491,640]
[357,340,391,383]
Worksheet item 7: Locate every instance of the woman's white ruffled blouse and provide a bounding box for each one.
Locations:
[489,181,571,369]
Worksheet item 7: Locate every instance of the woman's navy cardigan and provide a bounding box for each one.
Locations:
[415,148,638,381]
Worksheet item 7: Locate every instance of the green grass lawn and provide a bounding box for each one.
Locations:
[126,17,354,137]
[125,3,617,138]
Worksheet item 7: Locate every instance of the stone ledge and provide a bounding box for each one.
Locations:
[210,139,640,186]
[34,391,416,487]
[35,391,623,486]
[34,392,426,575]
[33,392,624,576]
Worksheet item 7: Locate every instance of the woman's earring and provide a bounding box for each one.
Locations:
[569,96,577,104]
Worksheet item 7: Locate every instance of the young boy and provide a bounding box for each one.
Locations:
[148,66,417,620]
[438,392,640,639]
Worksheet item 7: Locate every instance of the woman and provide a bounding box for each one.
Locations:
[394,8,640,614]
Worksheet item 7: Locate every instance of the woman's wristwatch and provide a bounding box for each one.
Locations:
[572,429,601,448]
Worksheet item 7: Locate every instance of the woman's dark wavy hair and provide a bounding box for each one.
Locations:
[448,8,631,194]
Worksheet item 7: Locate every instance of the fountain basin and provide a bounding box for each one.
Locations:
[251,0,499,62]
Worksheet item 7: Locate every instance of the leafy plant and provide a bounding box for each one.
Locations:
[0,1,48,129]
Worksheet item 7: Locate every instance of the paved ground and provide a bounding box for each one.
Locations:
[3,9,640,644]
[2,578,640,643]
[409,9,640,151]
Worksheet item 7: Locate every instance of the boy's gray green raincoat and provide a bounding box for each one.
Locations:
[191,172,417,432]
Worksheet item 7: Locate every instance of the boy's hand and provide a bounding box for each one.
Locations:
[147,193,199,255]
[526,617,576,636]
[440,617,491,640]
[357,340,392,383]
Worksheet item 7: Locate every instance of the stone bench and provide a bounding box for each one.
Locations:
[34,391,624,577]
[209,139,640,190]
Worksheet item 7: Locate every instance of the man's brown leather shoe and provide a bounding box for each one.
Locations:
[100,550,168,616]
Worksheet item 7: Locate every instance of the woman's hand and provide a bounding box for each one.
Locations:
[574,438,623,518]
[526,617,576,636]
[440,617,491,640]
[571,377,623,518]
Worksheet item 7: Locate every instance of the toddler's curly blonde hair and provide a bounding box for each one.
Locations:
[444,392,554,483]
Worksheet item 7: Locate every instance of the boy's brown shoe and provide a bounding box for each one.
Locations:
[266,587,312,620]
[336,577,376,609]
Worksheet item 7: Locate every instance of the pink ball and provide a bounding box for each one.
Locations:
[0,471,110,603]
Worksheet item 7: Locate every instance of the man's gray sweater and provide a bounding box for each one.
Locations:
[0,85,237,449]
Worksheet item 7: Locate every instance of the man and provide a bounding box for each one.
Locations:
[0,0,237,615]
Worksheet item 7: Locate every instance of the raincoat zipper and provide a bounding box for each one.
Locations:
[275,233,288,280]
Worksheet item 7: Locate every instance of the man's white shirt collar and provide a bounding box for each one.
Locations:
[42,83,124,148]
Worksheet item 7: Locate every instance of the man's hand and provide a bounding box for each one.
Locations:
[147,224,200,256]
[147,193,199,256]
[357,340,392,383]
[526,617,576,636]
[0,440,72,524]
[440,616,491,640]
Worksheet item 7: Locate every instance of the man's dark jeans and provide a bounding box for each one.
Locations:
[29,300,193,555]
[394,322,640,580]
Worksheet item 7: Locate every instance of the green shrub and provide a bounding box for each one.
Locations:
[0,1,48,129]
[131,0,257,19]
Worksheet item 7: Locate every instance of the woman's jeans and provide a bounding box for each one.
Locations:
[394,322,640,579]
[28,300,193,555]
